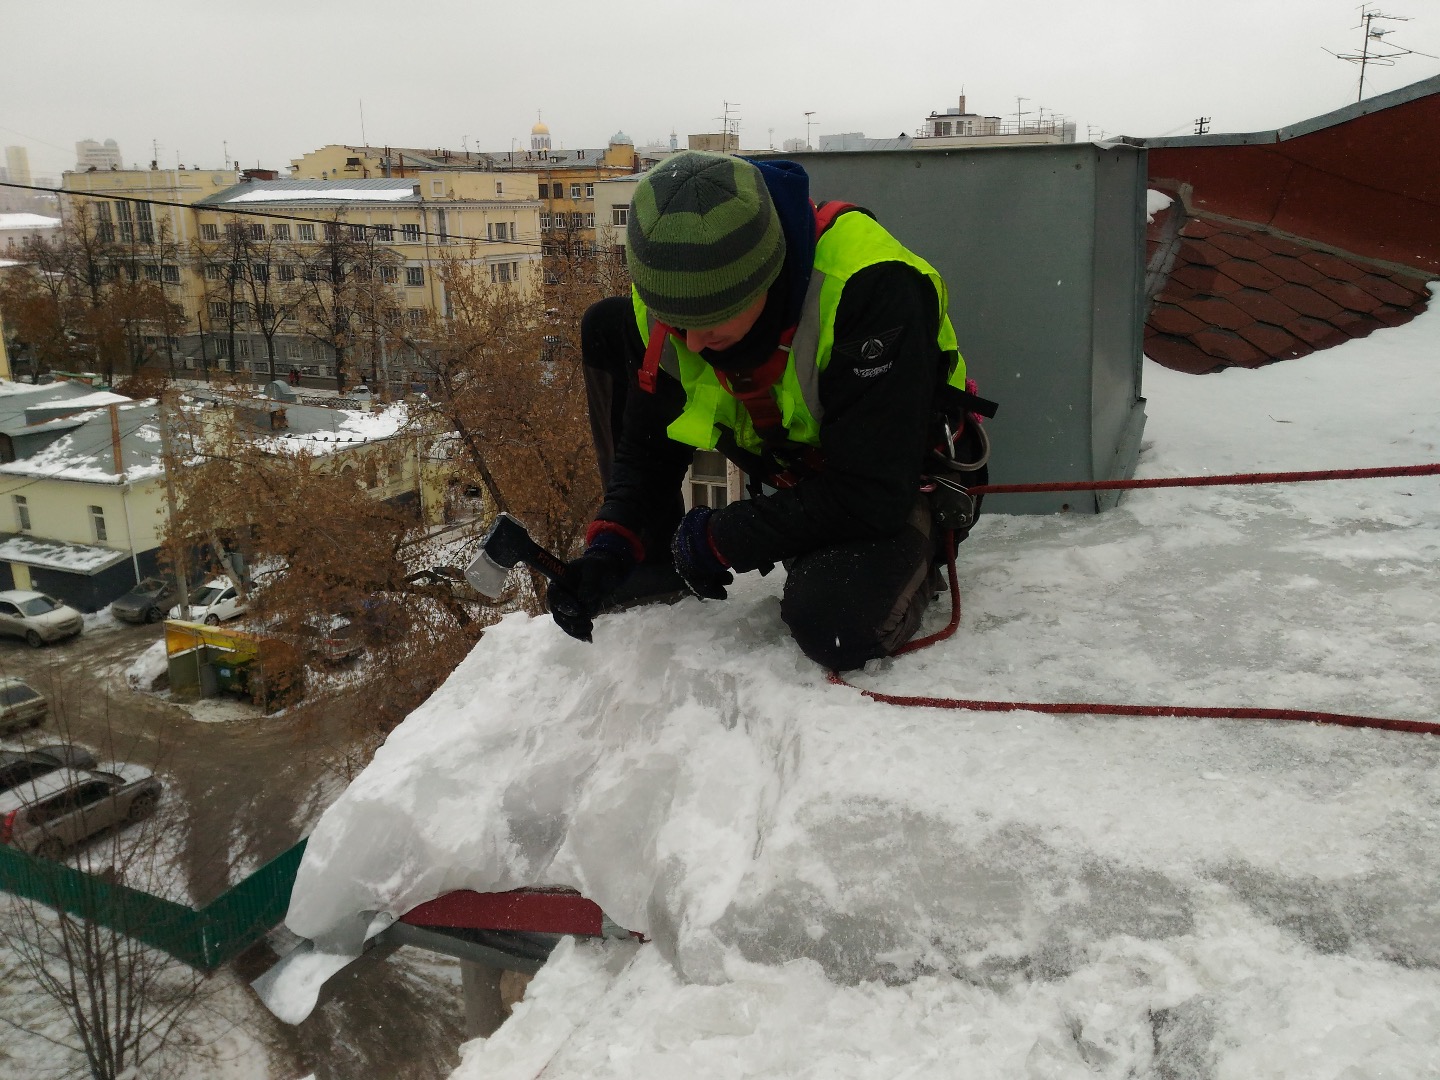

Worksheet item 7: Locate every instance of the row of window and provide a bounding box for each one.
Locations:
[539,212,598,231]
[13,496,108,544]
[537,182,595,200]
[93,201,155,245]
[89,262,182,285]
[204,262,426,286]
[196,219,535,246]
[206,301,429,328]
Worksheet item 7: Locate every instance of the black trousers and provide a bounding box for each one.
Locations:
[581,297,942,671]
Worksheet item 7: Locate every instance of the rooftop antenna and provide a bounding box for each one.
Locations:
[1014,96,1031,134]
[360,99,367,145]
[1327,5,1437,100]
[804,111,816,150]
[716,101,741,150]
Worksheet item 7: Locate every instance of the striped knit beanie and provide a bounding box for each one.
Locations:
[626,151,785,329]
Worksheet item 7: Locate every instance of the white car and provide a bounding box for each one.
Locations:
[168,578,248,625]
[0,590,84,647]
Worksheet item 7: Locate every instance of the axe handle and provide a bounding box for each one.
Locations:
[519,540,567,583]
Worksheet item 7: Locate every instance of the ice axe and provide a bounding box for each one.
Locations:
[464,513,568,600]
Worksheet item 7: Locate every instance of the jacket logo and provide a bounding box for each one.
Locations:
[834,326,902,377]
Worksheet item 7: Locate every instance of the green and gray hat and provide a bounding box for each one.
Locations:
[626,151,785,329]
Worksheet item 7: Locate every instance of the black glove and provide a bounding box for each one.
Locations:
[547,531,636,642]
[671,507,734,601]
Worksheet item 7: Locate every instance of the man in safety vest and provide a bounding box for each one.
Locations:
[548,150,988,670]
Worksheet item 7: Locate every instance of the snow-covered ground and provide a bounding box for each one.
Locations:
[276,301,1440,1079]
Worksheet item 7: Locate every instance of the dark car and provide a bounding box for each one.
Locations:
[0,677,47,733]
[298,615,363,664]
[109,578,180,624]
[0,744,98,796]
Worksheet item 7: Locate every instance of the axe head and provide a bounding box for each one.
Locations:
[464,513,534,600]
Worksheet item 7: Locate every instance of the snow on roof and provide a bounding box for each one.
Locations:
[0,401,162,483]
[276,301,1440,1074]
[0,533,129,574]
[261,403,409,454]
[222,186,415,204]
[0,213,61,230]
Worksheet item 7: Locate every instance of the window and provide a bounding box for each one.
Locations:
[539,212,551,230]
[569,184,581,199]
[298,223,316,241]
[380,265,398,284]
[286,342,303,361]
[495,181,503,195]
[95,203,115,242]
[385,307,402,326]
[200,222,219,241]
[611,205,629,227]
[136,202,154,244]
[585,183,594,198]
[144,264,162,282]
[436,210,448,243]
[13,495,29,532]
[374,223,393,242]
[489,222,509,242]
[163,264,180,283]
[252,262,269,283]
[205,263,224,281]
[248,223,264,240]
[689,450,731,509]
[584,213,595,228]
[272,223,291,240]
[324,223,341,240]
[214,339,231,359]
[401,223,420,243]
[538,183,549,199]
[405,266,424,287]
[407,308,424,327]
[490,262,512,284]
[209,301,227,320]
[117,200,133,242]
[350,224,366,240]
[259,302,276,321]
[237,338,251,358]
[278,263,295,282]
[232,301,250,322]
[89,505,107,543]
[430,179,445,196]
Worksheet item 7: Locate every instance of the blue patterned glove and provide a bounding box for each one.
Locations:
[670,507,734,601]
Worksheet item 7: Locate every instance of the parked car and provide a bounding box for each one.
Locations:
[0,744,97,795]
[169,578,247,625]
[0,590,84,647]
[110,577,180,624]
[298,615,363,664]
[0,764,162,859]
[0,677,48,733]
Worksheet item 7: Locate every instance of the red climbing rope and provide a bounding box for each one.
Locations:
[967,462,1440,497]
[838,462,1440,735]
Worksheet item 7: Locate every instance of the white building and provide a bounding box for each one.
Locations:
[76,138,123,171]
[0,212,61,256]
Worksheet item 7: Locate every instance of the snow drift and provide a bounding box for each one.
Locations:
[278,301,1440,1078]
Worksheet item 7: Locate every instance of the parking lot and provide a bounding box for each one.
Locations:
[0,615,343,902]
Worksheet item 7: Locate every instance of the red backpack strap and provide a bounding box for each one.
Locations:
[637,321,674,393]
[813,199,862,237]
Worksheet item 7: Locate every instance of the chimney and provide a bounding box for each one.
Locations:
[958,95,966,115]
[109,404,125,480]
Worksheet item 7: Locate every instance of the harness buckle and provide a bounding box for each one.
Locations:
[927,473,978,531]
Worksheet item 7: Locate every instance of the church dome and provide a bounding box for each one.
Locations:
[532,120,551,135]
[609,130,634,145]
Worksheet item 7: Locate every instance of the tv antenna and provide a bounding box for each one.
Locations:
[804,111,816,150]
[717,101,741,149]
[1326,5,1437,100]
[1194,117,1212,135]
[1014,96,1031,133]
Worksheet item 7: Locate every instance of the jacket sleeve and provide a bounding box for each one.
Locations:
[710,261,944,572]
[593,342,693,562]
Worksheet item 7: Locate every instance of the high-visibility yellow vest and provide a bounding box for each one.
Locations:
[632,210,965,456]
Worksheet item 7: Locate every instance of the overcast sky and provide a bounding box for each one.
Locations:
[4,0,1438,181]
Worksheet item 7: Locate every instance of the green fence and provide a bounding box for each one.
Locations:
[0,838,307,970]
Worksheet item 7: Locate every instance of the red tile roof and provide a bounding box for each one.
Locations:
[1145,203,1432,374]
